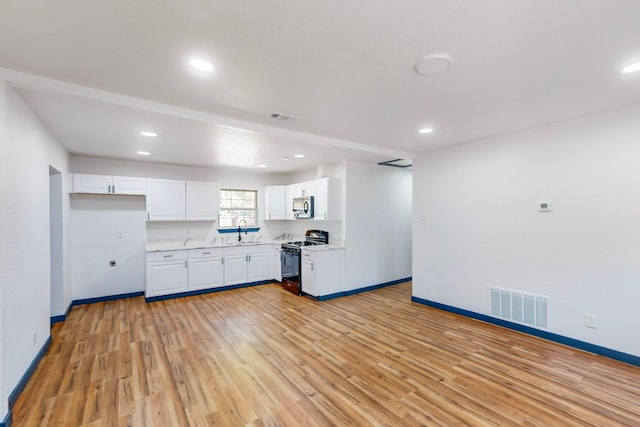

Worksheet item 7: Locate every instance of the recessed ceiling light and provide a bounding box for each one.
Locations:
[416,54,452,76]
[137,151,150,156]
[418,128,434,134]
[280,156,290,161]
[621,62,640,74]
[140,131,157,137]
[190,59,214,72]
[293,154,305,159]
[257,164,267,168]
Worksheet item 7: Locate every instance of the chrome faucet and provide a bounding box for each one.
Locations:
[238,219,248,242]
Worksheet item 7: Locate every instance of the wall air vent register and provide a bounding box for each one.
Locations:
[490,287,549,329]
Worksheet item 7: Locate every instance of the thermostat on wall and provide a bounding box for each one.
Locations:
[538,200,552,212]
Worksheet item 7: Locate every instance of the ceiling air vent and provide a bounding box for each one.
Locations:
[378,159,412,168]
[269,112,300,123]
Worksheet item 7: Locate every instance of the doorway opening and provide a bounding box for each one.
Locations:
[49,166,63,323]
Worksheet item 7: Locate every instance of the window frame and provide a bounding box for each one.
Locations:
[218,188,258,229]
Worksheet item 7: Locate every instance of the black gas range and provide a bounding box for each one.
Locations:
[281,230,329,252]
[280,230,328,295]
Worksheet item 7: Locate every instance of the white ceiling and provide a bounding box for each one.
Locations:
[1,0,640,173]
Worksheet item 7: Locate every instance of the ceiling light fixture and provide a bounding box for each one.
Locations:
[418,127,434,134]
[280,156,290,161]
[140,131,157,137]
[621,62,640,74]
[137,151,150,156]
[257,164,267,168]
[415,54,452,76]
[293,154,305,159]
[190,59,214,72]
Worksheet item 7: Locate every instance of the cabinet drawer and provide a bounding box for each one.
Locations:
[147,250,187,262]
[188,248,223,259]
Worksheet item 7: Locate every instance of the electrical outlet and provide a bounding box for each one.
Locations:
[109,260,116,267]
[584,313,596,329]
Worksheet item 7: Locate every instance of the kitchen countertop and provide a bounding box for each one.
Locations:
[146,239,277,252]
[301,244,345,252]
[146,240,345,252]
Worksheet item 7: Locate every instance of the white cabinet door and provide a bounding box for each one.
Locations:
[314,177,342,221]
[264,186,286,220]
[224,254,248,285]
[72,174,111,194]
[300,180,315,197]
[247,251,270,282]
[146,259,188,297]
[301,259,317,296]
[284,183,301,220]
[147,178,186,221]
[272,246,282,282]
[186,181,220,221]
[188,256,224,290]
[113,176,146,195]
[73,174,147,195]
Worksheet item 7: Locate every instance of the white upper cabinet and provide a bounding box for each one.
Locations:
[72,174,146,195]
[186,181,220,221]
[146,178,186,221]
[284,183,300,220]
[314,177,342,221]
[264,185,286,220]
[147,179,220,222]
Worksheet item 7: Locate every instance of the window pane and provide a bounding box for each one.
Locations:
[219,189,257,228]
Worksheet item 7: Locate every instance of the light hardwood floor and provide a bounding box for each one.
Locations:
[13,282,640,426]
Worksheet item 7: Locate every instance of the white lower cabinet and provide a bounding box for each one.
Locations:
[223,245,271,286]
[146,250,188,298]
[146,244,272,298]
[223,254,249,286]
[188,248,224,290]
[300,248,345,297]
[272,244,282,282]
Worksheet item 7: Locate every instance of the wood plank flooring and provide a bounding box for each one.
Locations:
[12,282,640,426]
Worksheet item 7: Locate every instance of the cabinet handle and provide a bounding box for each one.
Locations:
[163,255,173,258]
[248,254,251,262]
[202,251,211,255]
[222,257,224,264]
[147,212,150,221]
[185,260,187,268]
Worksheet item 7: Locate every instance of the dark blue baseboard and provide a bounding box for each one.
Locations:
[50,301,73,325]
[1,335,53,427]
[145,280,272,302]
[0,410,11,427]
[73,291,145,306]
[412,296,640,367]
[306,277,412,301]
[343,277,412,297]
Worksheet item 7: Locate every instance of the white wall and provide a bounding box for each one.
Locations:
[71,195,146,300]
[413,105,640,357]
[71,156,293,245]
[0,83,71,416]
[344,161,412,291]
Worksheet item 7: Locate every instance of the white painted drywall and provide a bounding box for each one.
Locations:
[0,84,70,417]
[70,195,147,300]
[344,161,412,291]
[413,105,640,357]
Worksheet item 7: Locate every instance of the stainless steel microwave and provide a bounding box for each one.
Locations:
[292,196,314,219]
